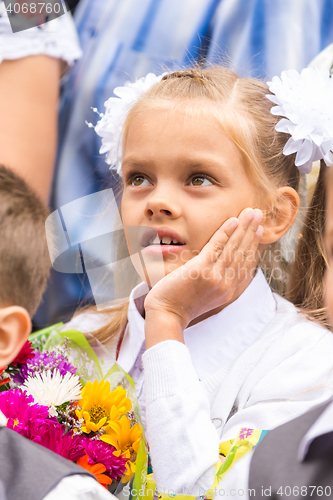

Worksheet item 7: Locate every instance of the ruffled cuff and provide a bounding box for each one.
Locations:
[0,2,82,65]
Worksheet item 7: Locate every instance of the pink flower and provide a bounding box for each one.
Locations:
[83,438,127,481]
[27,419,86,462]
[0,389,49,435]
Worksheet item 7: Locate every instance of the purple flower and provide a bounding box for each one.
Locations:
[27,419,86,462]
[84,439,127,481]
[0,389,49,435]
[14,350,77,383]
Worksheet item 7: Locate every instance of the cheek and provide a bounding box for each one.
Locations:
[120,196,135,226]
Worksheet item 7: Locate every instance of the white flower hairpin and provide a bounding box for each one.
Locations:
[88,72,167,174]
[267,67,333,173]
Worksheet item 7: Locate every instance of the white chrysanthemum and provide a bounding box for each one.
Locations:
[267,67,333,173]
[23,369,82,417]
[93,72,167,174]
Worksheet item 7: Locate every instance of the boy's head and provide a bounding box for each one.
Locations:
[0,166,50,366]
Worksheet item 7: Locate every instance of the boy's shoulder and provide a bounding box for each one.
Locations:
[0,426,93,500]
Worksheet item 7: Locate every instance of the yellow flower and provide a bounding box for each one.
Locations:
[121,459,136,483]
[101,414,142,455]
[76,380,132,434]
[101,415,142,483]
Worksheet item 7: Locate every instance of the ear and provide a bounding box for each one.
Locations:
[0,306,31,368]
[260,186,300,245]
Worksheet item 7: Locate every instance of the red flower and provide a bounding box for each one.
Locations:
[0,367,10,386]
[11,341,34,366]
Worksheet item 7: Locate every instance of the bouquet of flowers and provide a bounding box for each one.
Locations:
[0,325,147,495]
[0,325,265,500]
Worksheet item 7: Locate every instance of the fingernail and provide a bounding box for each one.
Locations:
[254,209,263,222]
[246,209,254,221]
[256,226,263,237]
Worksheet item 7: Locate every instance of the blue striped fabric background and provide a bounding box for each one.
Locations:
[38,0,333,324]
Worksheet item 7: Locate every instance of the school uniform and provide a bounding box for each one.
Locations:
[66,267,277,430]
[66,268,333,493]
[0,410,113,500]
[218,398,333,499]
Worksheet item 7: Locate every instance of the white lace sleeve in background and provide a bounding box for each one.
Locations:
[0,0,82,65]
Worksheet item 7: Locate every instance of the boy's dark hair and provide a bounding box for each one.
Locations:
[0,166,50,316]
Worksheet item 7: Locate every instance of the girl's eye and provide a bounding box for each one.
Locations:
[190,176,213,186]
[131,175,151,186]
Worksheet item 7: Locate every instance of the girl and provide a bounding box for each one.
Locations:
[215,127,333,500]
[67,67,333,493]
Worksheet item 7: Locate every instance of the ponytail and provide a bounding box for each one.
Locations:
[287,160,329,327]
[73,301,129,345]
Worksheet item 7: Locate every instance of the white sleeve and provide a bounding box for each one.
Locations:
[43,475,115,500]
[142,340,220,494]
[0,1,82,65]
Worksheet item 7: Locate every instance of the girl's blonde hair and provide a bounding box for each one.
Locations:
[83,66,329,344]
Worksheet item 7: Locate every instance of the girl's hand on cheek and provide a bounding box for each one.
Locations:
[144,208,263,347]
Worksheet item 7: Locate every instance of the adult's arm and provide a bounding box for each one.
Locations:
[0,2,82,203]
[0,55,61,204]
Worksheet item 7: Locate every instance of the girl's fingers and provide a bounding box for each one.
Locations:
[213,208,262,288]
[201,216,240,264]
[218,208,259,266]
[227,223,263,286]
[221,209,263,287]
[228,208,263,267]
[200,207,263,278]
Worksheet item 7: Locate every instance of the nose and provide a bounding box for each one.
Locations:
[145,187,181,219]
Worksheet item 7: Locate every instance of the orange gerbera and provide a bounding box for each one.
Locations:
[77,454,112,489]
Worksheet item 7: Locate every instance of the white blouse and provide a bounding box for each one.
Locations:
[67,268,277,431]
[142,297,333,492]
[66,269,333,493]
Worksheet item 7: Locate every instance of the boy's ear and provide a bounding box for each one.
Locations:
[0,306,31,368]
[260,187,300,245]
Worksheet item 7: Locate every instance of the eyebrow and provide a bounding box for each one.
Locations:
[122,158,153,170]
[122,156,232,176]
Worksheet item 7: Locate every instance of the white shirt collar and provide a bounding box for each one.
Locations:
[298,400,333,461]
[118,268,277,379]
[117,281,148,373]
